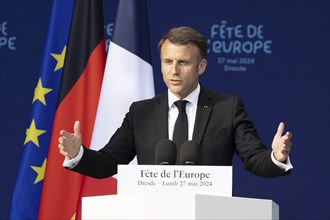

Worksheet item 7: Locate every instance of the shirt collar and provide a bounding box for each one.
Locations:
[168,84,200,109]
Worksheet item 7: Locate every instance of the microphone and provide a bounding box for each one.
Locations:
[179,141,202,165]
[155,139,177,165]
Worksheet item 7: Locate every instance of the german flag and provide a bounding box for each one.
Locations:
[38,0,106,219]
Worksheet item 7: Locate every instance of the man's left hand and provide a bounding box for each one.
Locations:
[272,122,293,163]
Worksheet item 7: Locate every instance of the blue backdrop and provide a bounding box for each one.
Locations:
[1,0,329,219]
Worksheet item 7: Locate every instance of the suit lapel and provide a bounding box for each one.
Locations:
[193,87,213,144]
[154,93,169,140]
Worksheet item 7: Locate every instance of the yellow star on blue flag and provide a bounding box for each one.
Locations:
[31,159,47,184]
[51,45,67,72]
[24,119,46,147]
[32,78,53,106]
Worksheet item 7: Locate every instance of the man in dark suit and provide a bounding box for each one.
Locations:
[58,26,293,178]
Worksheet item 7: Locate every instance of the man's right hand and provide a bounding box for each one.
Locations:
[58,121,82,159]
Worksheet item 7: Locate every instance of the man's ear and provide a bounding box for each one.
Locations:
[198,59,207,75]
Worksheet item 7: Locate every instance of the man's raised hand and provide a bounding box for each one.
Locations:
[272,122,293,163]
[58,121,82,159]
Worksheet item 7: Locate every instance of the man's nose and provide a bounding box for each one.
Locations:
[170,62,179,74]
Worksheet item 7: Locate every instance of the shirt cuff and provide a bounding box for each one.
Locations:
[271,151,293,172]
[62,145,84,168]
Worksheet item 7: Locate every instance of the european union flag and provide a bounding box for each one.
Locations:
[9,0,74,219]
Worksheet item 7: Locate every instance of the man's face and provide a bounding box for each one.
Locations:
[160,40,207,99]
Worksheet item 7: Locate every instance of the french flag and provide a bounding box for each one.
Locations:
[92,0,155,151]
[77,0,155,216]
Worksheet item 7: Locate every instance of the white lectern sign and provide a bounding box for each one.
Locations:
[117,165,232,196]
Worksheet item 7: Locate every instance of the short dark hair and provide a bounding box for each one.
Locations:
[158,26,208,60]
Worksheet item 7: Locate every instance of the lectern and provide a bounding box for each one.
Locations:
[82,193,279,219]
[82,165,279,219]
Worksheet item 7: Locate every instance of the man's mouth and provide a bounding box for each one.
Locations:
[171,79,181,84]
